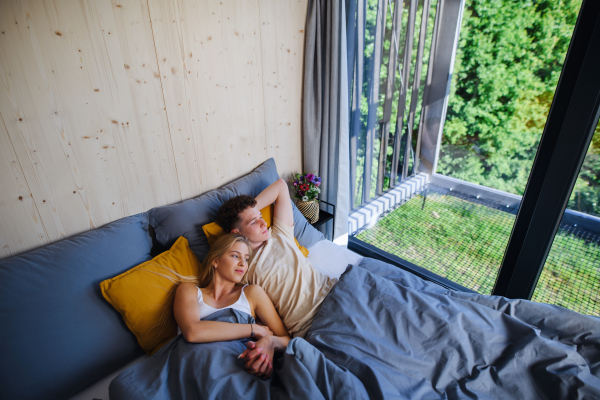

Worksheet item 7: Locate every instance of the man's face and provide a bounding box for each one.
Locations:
[231,206,270,245]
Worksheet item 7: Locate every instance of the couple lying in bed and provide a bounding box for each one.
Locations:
[174,178,336,379]
[113,177,600,398]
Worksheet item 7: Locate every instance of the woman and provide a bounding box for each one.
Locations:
[173,233,290,378]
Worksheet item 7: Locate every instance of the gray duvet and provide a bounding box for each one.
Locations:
[109,309,367,400]
[110,258,600,399]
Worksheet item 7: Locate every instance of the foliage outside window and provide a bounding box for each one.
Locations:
[438,0,598,215]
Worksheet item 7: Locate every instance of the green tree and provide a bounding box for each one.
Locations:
[438,0,584,196]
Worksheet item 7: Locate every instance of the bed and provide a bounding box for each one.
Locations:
[109,234,600,398]
[75,158,600,399]
[108,247,600,399]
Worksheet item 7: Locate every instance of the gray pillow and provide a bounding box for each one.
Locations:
[148,158,323,261]
[292,201,325,248]
[0,213,151,400]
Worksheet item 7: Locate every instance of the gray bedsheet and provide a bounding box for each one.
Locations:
[111,258,600,399]
[305,259,600,399]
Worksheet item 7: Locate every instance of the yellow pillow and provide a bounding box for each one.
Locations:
[203,204,309,257]
[100,236,200,355]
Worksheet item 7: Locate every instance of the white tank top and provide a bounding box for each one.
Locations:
[197,284,252,319]
[177,285,253,335]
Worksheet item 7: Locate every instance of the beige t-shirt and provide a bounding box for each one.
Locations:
[246,217,337,338]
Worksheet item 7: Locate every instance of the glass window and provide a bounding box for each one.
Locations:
[353,0,584,294]
[531,120,600,316]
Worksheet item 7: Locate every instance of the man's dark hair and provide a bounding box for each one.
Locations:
[217,195,257,232]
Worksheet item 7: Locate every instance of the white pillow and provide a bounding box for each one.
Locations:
[307,240,363,279]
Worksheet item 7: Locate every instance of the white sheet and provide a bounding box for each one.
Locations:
[68,355,147,400]
[307,240,363,279]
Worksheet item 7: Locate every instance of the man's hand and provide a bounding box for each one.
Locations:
[239,337,274,378]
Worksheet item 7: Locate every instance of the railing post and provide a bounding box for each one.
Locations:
[362,0,387,203]
[403,0,431,179]
[349,0,365,209]
[415,0,441,172]
[415,0,465,174]
[377,0,404,195]
[391,0,417,186]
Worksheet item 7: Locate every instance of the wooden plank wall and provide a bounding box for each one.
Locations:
[0,0,307,258]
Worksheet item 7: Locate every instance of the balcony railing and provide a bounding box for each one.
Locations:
[349,0,464,209]
[349,174,600,316]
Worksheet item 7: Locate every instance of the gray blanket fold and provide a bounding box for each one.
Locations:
[110,258,600,399]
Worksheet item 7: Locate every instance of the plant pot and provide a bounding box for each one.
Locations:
[297,200,319,224]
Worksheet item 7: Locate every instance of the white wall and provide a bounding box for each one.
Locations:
[0,0,307,258]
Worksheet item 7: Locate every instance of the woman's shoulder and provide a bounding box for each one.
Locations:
[243,284,266,299]
[243,283,263,292]
[176,282,199,297]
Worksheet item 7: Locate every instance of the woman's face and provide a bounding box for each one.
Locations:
[213,241,250,283]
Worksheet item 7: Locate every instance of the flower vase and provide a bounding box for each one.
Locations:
[297,200,319,224]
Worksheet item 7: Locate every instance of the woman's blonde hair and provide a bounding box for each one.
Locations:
[148,234,252,342]
[198,233,253,287]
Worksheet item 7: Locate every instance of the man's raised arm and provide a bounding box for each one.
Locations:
[255,179,294,227]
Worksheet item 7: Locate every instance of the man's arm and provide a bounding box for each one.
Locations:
[255,178,294,227]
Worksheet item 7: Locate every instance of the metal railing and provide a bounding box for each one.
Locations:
[348,0,464,210]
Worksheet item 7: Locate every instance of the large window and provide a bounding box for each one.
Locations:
[348,0,600,316]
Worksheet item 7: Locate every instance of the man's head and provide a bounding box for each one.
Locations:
[217,195,269,246]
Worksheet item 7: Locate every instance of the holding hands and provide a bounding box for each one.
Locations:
[239,338,276,378]
[253,324,273,339]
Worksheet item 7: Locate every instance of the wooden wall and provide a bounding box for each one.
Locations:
[0,0,307,258]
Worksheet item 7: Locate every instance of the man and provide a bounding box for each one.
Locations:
[216,178,337,377]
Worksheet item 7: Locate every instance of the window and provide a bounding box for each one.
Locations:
[348,0,600,315]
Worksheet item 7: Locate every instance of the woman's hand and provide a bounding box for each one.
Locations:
[240,285,291,378]
[253,324,273,339]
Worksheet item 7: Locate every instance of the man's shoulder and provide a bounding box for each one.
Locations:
[254,233,294,256]
[251,233,298,268]
[272,217,294,239]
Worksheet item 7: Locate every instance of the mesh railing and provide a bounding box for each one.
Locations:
[353,184,600,316]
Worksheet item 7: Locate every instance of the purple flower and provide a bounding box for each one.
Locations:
[293,182,297,186]
[306,173,315,181]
